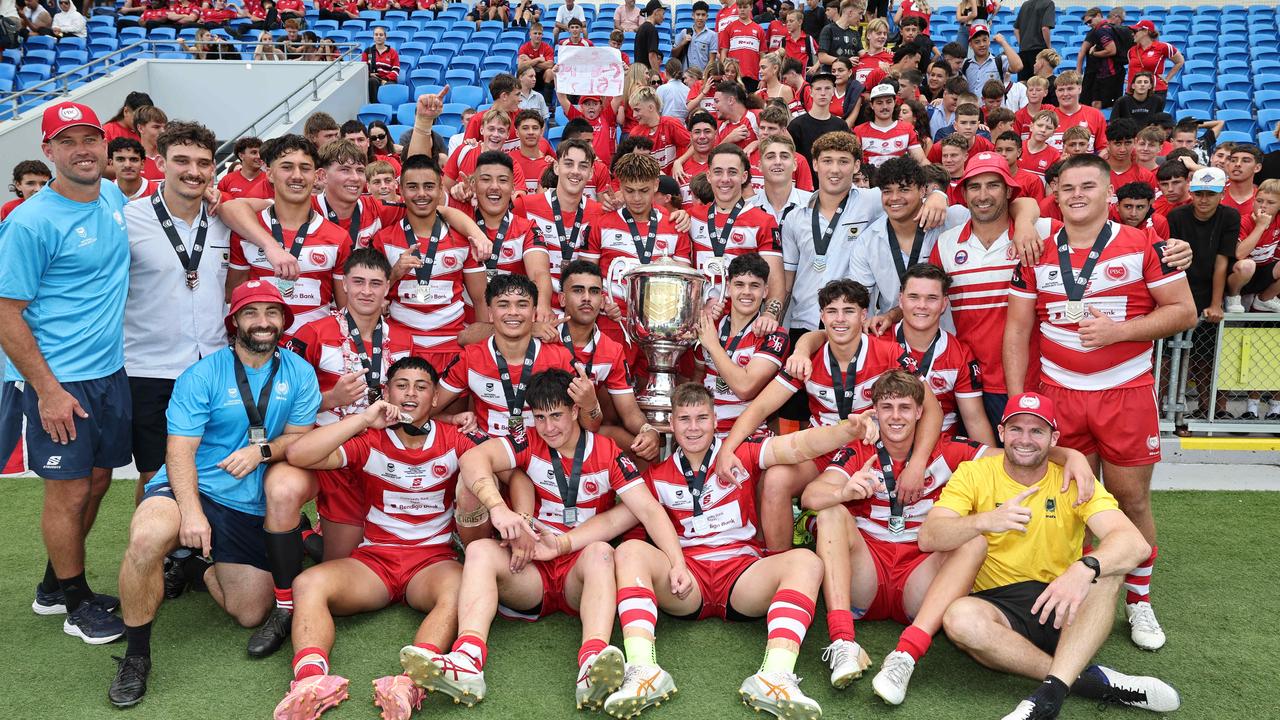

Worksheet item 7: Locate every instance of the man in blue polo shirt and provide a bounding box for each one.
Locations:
[0,101,132,644]
[107,281,320,708]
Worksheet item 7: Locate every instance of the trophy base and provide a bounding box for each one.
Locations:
[637,367,678,432]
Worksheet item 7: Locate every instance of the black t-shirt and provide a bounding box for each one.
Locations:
[634,21,659,68]
[1111,94,1164,127]
[802,5,827,43]
[818,22,860,66]
[787,112,850,162]
[1167,205,1239,312]
[1259,150,1280,186]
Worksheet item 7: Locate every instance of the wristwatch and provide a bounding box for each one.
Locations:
[259,443,273,460]
[1077,555,1100,583]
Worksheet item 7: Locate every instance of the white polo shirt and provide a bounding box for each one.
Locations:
[747,184,813,225]
[123,191,232,379]
[849,206,969,322]
[781,186,883,330]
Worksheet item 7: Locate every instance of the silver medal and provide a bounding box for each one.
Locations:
[274,278,294,298]
[888,515,906,535]
[812,256,827,272]
[1065,300,1084,323]
[562,507,578,525]
[248,426,267,444]
[414,282,430,304]
[691,515,711,534]
[715,376,730,395]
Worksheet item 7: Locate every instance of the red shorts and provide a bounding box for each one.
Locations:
[1039,383,1161,467]
[857,532,932,625]
[684,551,759,620]
[316,468,366,526]
[498,549,583,620]
[351,542,459,604]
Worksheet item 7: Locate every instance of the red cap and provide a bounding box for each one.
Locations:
[41,101,103,142]
[1002,392,1057,429]
[224,280,294,335]
[968,22,990,38]
[579,95,604,104]
[960,151,1015,187]
[1129,19,1157,35]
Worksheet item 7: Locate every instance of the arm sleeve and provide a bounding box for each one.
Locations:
[933,464,979,516]
[0,218,50,302]
[287,364,322,426]
[166,364,214,437]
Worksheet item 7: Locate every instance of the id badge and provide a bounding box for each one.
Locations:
[414,282,430,304]
[562,507,579,526]
[248,426,267,444]
[1064,300,1084,323]
[691,514,710,535]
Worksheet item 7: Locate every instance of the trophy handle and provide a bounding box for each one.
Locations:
[606,259,636,344]
[702,257,728,303]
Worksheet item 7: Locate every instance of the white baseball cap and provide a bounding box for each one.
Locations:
[1188,166,1227,193]
[869,83,897,100]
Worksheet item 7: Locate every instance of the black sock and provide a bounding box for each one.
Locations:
[1032,675,1070,710]
[59,572,90,613]
[265,522,304,591]
[180,553,212,589]
[1070,665,1107,700]
[41,560,59,593]
[125,622,152,659]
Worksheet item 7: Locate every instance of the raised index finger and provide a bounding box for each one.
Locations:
[1010,485,1038,506]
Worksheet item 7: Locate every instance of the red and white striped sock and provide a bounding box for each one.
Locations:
[766,589,816,647]
[1125,545,1158,604]
[618,586,658,637]
[451,634,488,670]
[274,587,294,612]
[413,642,441,654]
[577,638,607,667]
[292,647,329,680]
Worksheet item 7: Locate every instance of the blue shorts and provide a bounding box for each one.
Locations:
[142,483,270,571]
[3,369,132,479]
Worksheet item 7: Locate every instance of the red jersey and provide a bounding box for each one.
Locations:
[141,156,164,182]
[313,193,388,249]
[560,325,634,395]
[200,7,237,22]
[853,120,923,167]
[644,437,768,561]
[782,31,817,66]
[926,134,994,163]
[218,170,266,200]
[463,110,556,154]
[719,20,767,79]
[686,202,781,272]
[0,197,22,220]
[514,190,602,301]
[630,117,691,175]
[501,429,643,535]
[1009,219,1185,391]
[519,40,554,64]
[765,19,787,51]
[888,323,982,432]
[775,336,903,427]
[826,437,985,544]
[1019,141,1060,180]
[439,337,575,437]
[443,143,527,188]
[748,149,814,193]
[104,120,139,144]
[1010,168,1046,201]
[118,177,158,202]
[1110,164,1157,197]
[714,109,762,150]
[372,216,482,354]
[584,159,613,200]
[1126,42,1178,92]
[229,209,351,337]
[337,424,485,548]
[1050,105,1108,153]
[1151,195,1189,218]
[1221,187,1257,219]
[1238,211,1280,264]
[854,51,893,85]
[468,207,540,279]
[686,81,719,117]
[508,148,555,193]
[564,102,619,169]
[362,46,400,83]
[697,319,789,434]
[286,311,416,425]
[715,2,738,33]
[679,156,710,204]
[581,207,693,316]
[829,89,855,119]
[1013,104,1055,139]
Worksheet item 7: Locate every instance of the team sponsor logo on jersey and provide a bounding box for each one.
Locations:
[862,386,873,400]
[954,250,968,265]
[310,250,327,266]
[432,463,449,478]
[442,254,458,269]
[930,374,947,390]
[584,480,599,495]
[1107,264,1127,281]
[1146,435,1160,450]
[502,244,515,258]
[731,231,745,245]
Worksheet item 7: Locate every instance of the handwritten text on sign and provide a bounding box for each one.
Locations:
[556,46,626,97]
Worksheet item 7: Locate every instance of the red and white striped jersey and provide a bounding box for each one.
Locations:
[888,323,982,432]
[629,118,691,175]
[686,203,782,272]
[337,424,485,548]
[439,337,575,437]
[499,429,644,536]
[286,312,416,425]
[372,217,482,354]
[515,190,603,304]
[228,209,351,338]
[748,150,814,194]
[312,193,387,249]
[644,437,769,561]
[1240,212,1280,264]
[442,143,528,187]
[1049,105,1108,153]
[719,20,767,79]
[698,321,789,434]
[826,437,986,543]
[714,110,762,150]
[852,120,922,168]
[775,336,902,427]
[508,148,555,194]
[580,207,693,314]
[678,157,711,204]
[443,202,540,279]
[561,325,634,395]
[1009,219,1184,391]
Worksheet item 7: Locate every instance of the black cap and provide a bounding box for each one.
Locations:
[810,71,837,86]
[657,174,681,198]
[643,0,665,14]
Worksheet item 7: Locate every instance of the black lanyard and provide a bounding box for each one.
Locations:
[874,440,909,533]
[150,189,208,290]
[268,206,315,259]
[811,192,852,259]
[494,338,538,431]
[232,350,281,444]
[477,210,512,276]
[345,311,384,403]
[323,195,362,250]
[828,343,859,420]
[621,208,659,263]
[886,222,927,283]
[707,200,744,257]
[547,429,588,524]
[718,313,757,356]
[550,192,584,266]
[1055,223,1113,305]
[561,324,596,377]
[677,445,714,518]
[406,217,445,284]
[896,324,941,378]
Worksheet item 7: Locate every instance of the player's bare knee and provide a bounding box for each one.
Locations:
[229,598,272,627]
[464,538,507,567]
[942,599,986,647]
[264,464,312,517]
[612,539,651,573]
[580,541,615,571]
[784,548,825,585]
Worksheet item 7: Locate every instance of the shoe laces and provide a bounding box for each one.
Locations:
[881,653,913,686]
[113,655,148,684]
[1129,604,1163,634]
[821,641,853,668]
[1097,673,1150,707]
[73,601,115,623]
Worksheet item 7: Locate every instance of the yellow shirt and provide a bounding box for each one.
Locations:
[934,455,1120,592]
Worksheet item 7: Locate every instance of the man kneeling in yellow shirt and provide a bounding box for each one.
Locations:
[919,392,1181,720]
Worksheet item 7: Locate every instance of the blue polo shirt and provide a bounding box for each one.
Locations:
[0,180,129,382]
[146,346,321,516]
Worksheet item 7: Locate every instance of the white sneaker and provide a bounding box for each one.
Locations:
[602,663,676,719]
[398,646,486,706]
[1125,602,1167,651]
[1091,665,1181,712]
[576,645,625,710]
[1225,295,1245,313]
[738,671,823,720]
[820,639,871,689]
[1000,698,1051,720]
[871,650,916,705]
[1252,296,1280,312]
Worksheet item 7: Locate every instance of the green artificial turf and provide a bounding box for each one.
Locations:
[1,481,1275,719]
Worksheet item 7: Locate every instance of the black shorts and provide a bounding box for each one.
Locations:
[142,483,269,571]
[779,327,813,422]
[1092,74,1123,107]
[1240,260,1280,296]
[981,392,1008,445]
[128,376,176,474]
[973,580,1060,654]
[3,368,132,479]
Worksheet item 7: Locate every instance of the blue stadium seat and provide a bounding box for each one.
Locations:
[377,83,410,106]
[1257,109,1280,133]
[434,123,458,138]
[359,103,395,128]
[1259,131,1279,154]
[24,35,55,52]
[436,113,462,128]
[451,85,484,108]
[1179,75,1214,96]
[1215,91,1253,111]
[56,51,87,71]
[148,27,176,40]
[57,36,86,51]
[1174,90,1212,115]
[24,49,55,66]
[445,67,477,86]
[1216,74,1248,92]
[1254,91,1280,109]
[1215,109,1256,135]
[395,102,417,126]
[0,63,14,80]
[1215,131,1254,144]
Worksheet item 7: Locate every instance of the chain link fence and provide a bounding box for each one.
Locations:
[1157,313,1280,435]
